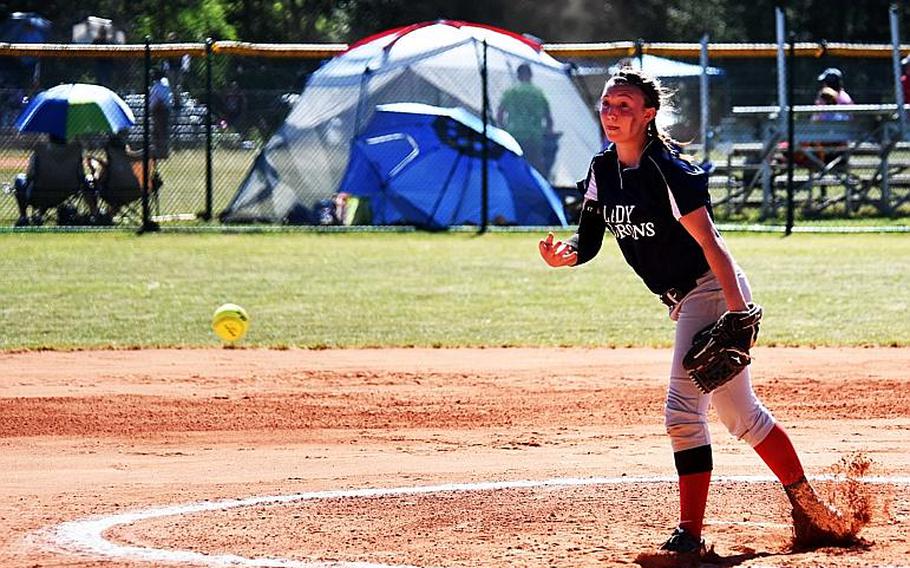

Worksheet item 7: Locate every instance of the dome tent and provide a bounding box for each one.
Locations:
[222,20,601,225]
[339,103,568,229]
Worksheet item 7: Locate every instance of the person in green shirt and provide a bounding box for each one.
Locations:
[497,63,554,176]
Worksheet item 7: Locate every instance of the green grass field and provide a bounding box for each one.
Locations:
[1,231,907,349]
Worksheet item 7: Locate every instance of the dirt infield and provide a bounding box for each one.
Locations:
[1,347,909,567]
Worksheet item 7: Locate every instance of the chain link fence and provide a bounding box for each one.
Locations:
[558,44,910,222]
[2,41,909,230]
[0,44,319,229]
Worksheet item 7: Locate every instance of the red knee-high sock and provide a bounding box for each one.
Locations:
[679,471,711,539]
[673,444,713,539]
[753,423,805,486]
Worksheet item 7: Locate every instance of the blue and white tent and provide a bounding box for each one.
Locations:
[222,20,601,224]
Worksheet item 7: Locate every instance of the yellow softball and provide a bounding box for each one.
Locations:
[212,303,250,342]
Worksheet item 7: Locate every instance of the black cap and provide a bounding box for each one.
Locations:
[817,67,842,82]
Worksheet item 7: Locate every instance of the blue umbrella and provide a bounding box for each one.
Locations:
[0,12,51,70]
[339,103,568,229]
[14,83,135,139]
[0,12,51,43]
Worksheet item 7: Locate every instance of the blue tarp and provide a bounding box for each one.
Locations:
[339,103,568,229]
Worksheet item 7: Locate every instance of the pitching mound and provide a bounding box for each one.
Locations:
[1,347,909,567]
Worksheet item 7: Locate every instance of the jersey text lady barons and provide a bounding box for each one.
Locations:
[569,140,712,298]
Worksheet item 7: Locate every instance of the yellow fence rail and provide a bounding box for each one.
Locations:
[2,41,909,60]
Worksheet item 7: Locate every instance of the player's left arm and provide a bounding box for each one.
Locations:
[679,206,748,312]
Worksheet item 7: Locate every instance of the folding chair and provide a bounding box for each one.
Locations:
[15,141,94,226]
[88,147,161,224]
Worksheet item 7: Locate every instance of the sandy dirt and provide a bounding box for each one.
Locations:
[1,347,909,567]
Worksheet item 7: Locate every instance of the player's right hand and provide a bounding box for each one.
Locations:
[538,232,577,268]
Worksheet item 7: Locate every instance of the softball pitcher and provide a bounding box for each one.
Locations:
[539,68,851,555]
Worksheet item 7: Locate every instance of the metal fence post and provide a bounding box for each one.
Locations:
[700,34,710,164]
[480,39,489,234]
[886,4,904,215]
[775,7,788,226]
[891,4,906,137]
[140,36,159,234]
[786,32,796,234]
[202,38,214,221]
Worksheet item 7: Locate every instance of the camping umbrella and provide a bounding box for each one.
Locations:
[14,83,135,139]
[0,12,51,71]
[0,12,51,43]
[339,102,568,229]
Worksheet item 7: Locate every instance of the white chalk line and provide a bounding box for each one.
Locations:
[40,474,910,568]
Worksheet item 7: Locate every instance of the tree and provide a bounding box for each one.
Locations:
[4,0,910,44]
[129,0,237,41]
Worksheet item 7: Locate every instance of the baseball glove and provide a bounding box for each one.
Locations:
[682,303,763,394]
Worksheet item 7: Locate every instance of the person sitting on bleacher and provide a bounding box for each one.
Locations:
[777,84,851,173]
[812,86,850,122]
[783,71,853,164]
[816,68,853,105]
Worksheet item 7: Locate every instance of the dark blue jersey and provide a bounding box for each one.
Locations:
[568,140,712,296]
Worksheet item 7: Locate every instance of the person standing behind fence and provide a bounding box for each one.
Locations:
[222,81,248,137]
[91,26,113,87]
[149,69,174,159]
[497,63,554,176]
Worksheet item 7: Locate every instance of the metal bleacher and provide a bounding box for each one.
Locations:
[710,104,910,217]
[122,92,241,149]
